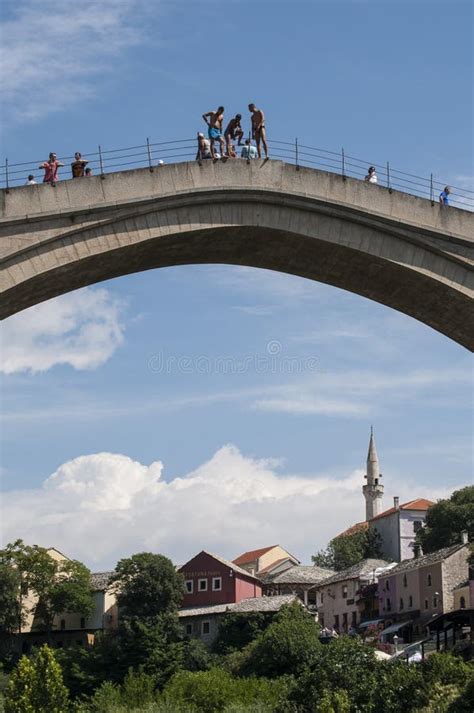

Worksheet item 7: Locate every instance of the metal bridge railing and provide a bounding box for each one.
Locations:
[1,137,473,211]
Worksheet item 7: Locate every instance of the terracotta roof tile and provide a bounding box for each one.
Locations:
[370,498,434,522]
[233,546,278,566]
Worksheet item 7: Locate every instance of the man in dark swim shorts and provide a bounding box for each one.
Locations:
[224,114,244,156]
[202,106,226,159]
[248,103,268,159]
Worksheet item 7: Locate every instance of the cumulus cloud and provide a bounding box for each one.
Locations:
[1,287,125,373]
[1,0,150,121]
[0,445,457,570]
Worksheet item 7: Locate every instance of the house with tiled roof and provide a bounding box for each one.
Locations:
[376,539,470,641]
[178,551,262,610]
[318,559,395,633]
[265,565,335,609]
[370,497,434,562]
[178,594,301,646]
[232,545,299,578]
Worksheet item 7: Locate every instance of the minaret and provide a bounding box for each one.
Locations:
[362,427,384,520]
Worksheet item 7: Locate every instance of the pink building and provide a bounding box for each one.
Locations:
[179,551,262,608]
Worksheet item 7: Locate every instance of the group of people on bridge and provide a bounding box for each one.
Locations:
[22,116,452,206]
[197,103,268,161]
[26,152,93,185]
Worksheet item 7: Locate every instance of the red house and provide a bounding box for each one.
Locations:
[179,551,262,608]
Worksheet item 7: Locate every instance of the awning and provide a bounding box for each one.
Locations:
[380,620,413,637]
[358,618,384,629]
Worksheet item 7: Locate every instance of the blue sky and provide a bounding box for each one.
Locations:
[1,0,472,569]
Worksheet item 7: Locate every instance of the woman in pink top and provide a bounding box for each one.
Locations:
[39,152,64,184]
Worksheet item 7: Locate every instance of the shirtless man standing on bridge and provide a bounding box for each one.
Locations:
[248,103,268,159]
[202,106,225,159]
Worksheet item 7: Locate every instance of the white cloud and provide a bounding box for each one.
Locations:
[0,287,125,373]
[0,445,459,570]
[1,0,150,121]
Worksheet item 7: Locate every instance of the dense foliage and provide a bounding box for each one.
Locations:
[1,544,473,712]
[312,526,383,571]
[0,540,93,638]
[5,645,69,713]
[111,553,184,623]
[417,486,474,553]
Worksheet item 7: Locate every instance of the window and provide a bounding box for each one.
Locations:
[409,595,413,608]
[198,578,208,592]
[212,577,222,591]
[385,580,390,591]
[460,596,466,609]
[413,520,422,532]
[424,599,429,610]
[427,574,432,587]
[185,580,193,594]
[403,575,407,588]
[342,613,348,631]
[80,617,85,629]
[352,611,357,626]
[60,619,66,630]
[433,596,438,608]
[342,585,348,599]
[386,598,391,612]
[321,592,324,603]
[400,598,404,610]
[185,623,193,635]
[201,621,210,635]
[334,615,339,630]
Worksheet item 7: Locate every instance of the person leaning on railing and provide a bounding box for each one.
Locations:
[71,152,89,178]
[439,186,451,206]
[39,152,64,185]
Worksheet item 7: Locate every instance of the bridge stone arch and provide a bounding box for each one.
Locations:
[1,160,473,349]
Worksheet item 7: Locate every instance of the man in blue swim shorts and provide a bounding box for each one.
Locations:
[202,106,226,159]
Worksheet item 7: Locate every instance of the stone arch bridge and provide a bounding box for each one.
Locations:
[1,160,473,349]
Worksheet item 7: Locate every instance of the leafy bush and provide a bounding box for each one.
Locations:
[422,653,473,687]
[162,667,290,712]
[241,603,321,678]
[5,646,69,713]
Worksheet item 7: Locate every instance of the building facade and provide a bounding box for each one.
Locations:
[370,498,433,562]
[377,542,470,640]
[317,559,393,632]
[178,595,300,647]
[179,551,262,609]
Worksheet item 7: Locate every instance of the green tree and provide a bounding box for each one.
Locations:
[212,611,273,654]
[0,562,22,635]
[32,645,70,713]
[242,602,321,678]
[111,552,184,623]
[312,527,383,571]
[1,541,93,640]
[417,487,474,553]
[5,646,69,713]
[291,636,379,711]
[4,655,36,713]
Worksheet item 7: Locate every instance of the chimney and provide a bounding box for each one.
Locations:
[461,531,469,545]
[393,496,400,510]
[413,543,422,559]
